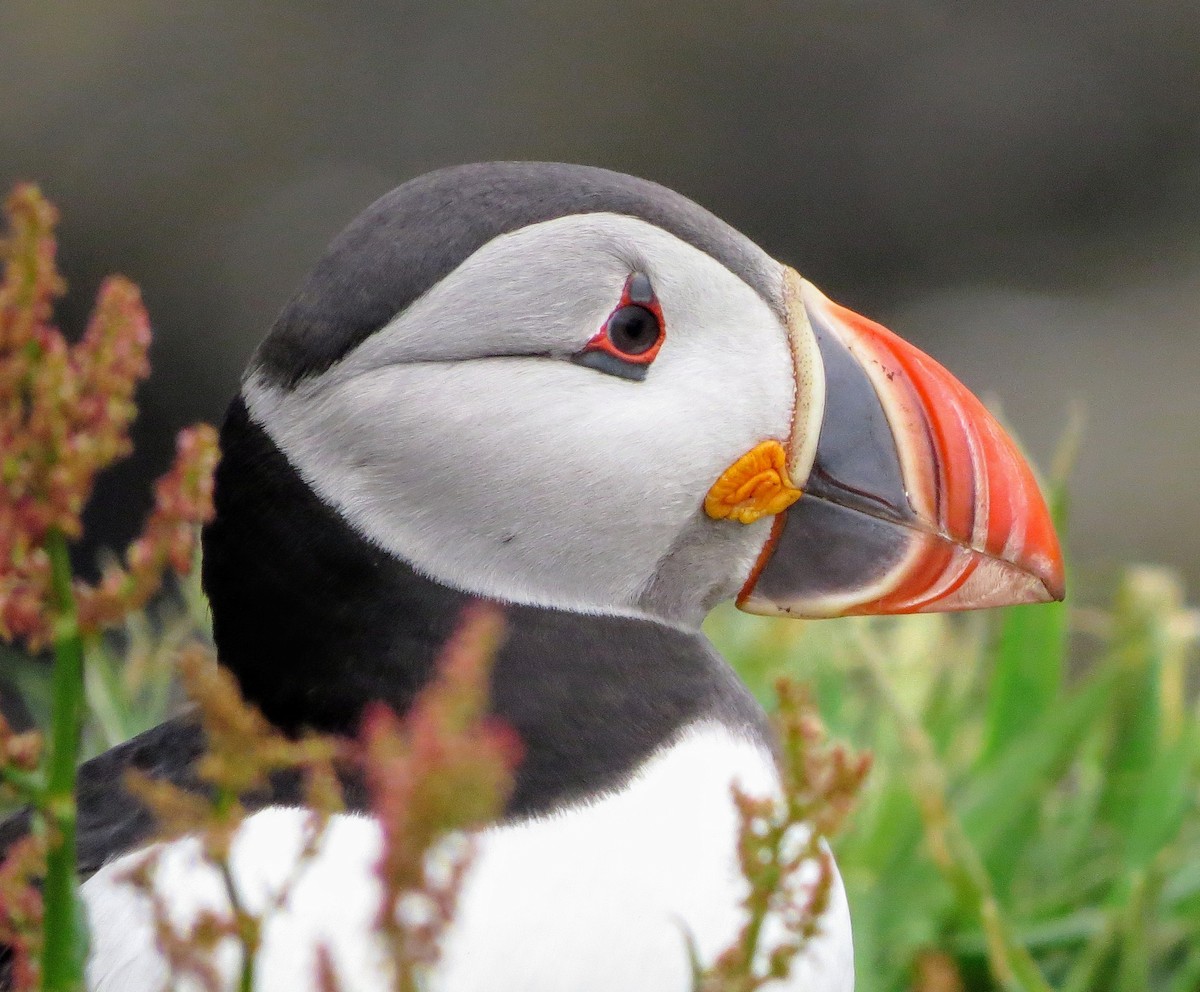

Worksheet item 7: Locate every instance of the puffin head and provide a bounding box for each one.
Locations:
[231,162,1062,633]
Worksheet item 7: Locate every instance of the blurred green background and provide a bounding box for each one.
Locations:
[706,561,1200,992]
[1,0,1198,589]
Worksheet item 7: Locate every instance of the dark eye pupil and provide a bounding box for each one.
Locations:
[607,305,659,356]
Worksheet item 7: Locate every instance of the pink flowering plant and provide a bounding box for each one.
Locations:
[356,604,522,992]
[696,681,870,992]
[0,184,218,991]
[117,606,521,992]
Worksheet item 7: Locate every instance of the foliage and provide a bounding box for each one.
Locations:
[696,679,870,991]
[118,643,345,992]
[707,564,1200,992]
[115,606,518,992]
[0,185,217,649]
[0,184,217,992]
[356,602,521,992]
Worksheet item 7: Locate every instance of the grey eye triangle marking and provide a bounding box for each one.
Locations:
[628,272,654,305]
[571,349,650,381]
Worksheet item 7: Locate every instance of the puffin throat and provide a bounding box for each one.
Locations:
[200,398,770,818]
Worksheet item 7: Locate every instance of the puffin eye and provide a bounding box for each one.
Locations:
[571,272,666,382]
[606,305,660,357]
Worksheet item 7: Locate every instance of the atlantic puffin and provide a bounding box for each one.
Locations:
[0,162,1063,991]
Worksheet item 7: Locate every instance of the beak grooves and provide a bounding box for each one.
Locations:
[804,283,1064,612]
[736,273,1066,619]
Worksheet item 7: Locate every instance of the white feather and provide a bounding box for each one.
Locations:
[83,723,853,992]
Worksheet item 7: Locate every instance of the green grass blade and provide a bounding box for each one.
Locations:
[979,478,1069,767]
[959,669,1116,882]
[1097,569,1179,839]
[980,598,1068,766]
[1121,730,1197,870]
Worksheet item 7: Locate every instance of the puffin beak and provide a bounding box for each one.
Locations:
[735,270,1065,618]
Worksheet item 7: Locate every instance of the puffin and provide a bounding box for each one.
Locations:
[0,162,1064,992]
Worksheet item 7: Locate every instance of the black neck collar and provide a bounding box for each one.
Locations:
[201,398,769,817]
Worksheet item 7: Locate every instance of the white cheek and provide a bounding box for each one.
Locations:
[246,215,794,622]
[308,361,692,607]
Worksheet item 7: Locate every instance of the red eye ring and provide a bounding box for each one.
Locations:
[580,272,666,368]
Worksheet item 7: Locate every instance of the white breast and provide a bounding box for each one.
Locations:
[82,722,854,992]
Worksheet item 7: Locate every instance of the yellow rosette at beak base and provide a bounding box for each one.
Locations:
[704,440,803,525]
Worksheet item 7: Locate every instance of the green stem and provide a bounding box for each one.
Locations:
[1115,868,1156,992]
[0,763,44,799]
[39,529,88,992]
[216,858,256,992]
[1060,908,1120,992]
[735,828,782,977]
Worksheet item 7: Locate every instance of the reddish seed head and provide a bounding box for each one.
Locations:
[0,185,222,646]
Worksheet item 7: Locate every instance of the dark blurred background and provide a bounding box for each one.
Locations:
[2,0,1198,593]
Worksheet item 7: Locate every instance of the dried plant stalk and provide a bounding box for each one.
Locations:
[697,679,869,992]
